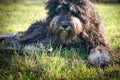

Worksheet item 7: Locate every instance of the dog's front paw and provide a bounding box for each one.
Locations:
[88,48,110,67]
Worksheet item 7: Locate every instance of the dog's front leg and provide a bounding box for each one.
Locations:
[88,47,111,67]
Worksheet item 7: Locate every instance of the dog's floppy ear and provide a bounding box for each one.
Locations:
[76,0,104,44]
[78,0,101,28]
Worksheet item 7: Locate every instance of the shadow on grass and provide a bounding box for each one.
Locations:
[0,50,120,80]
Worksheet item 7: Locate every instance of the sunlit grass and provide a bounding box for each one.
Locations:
[0,2,120,80]
[0,2,47,33]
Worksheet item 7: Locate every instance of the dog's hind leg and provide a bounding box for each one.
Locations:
[0,32,24,45]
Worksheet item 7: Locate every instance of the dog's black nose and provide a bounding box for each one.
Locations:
[61,21,69,28]
[62,24,69,28]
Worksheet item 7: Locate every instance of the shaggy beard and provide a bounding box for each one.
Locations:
[59,29,76,44]
[49,15,83,44]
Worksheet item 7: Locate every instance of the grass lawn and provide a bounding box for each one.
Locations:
[0,2,120,80]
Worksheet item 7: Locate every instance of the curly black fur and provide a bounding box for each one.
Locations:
[13,0,114,66]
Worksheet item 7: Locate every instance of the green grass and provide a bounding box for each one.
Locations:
[0,2,46,33]
[0,2,120,80]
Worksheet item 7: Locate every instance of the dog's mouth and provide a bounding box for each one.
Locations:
[58,28,77,44]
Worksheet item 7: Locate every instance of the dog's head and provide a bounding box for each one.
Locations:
[46,0,101,44]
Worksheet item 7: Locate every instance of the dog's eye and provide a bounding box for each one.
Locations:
[71,11,80,17]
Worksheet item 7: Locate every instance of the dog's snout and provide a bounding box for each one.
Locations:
[61,21,69,28]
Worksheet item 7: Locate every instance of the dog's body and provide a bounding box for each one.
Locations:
[1,0,114,66]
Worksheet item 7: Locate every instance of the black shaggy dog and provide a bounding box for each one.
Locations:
[0,0,114,66]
